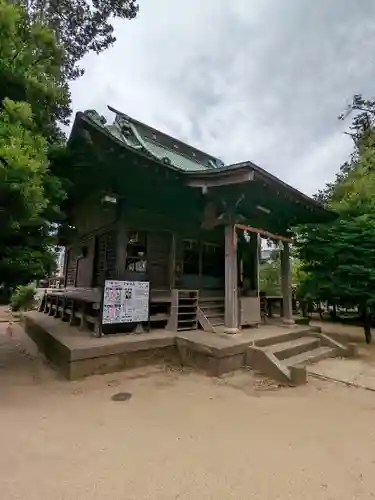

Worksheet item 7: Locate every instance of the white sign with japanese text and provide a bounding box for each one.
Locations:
[102,280,149,324]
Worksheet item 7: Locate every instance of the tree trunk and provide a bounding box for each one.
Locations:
[332,302,337,320]
[364,323,372,344]
[318,303,324,320]
[328,301,337,321]
[361,305,372,344]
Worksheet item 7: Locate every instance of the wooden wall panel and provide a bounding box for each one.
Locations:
[71,195,116,236]
[75,236,95,287]
[92,230,117,286]
[147,231,172,289]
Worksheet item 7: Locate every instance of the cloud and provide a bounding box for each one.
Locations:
[70,0,375,195]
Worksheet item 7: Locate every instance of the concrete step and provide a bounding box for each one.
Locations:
[286,346,336,368]
[255,328,310,348]
[268,337,320,360]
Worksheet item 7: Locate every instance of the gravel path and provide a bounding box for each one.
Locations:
[1,320,375,499]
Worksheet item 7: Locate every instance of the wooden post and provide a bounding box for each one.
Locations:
[249,233,260,294]
[79,301,89,331]
[38,291,46,312]
[94,286,105,338]
[167,288,179,331]
[198,239,203,292]
[54,295,60,318]
[48,295,55,316]
[280,241,294,326]
[63,249,69,287]
[69,300,79,326]
[43,294,49,313]
[224,224,239,334]
[61,296,68,321]
[169,233,176,290]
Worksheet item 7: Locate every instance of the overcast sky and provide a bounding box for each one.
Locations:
[70,0,375,196]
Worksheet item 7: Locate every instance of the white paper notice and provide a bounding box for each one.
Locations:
[102,280,150,324]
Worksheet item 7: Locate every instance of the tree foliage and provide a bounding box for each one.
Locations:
[0,0,70,140]
[1,0,139,294]
[0,0,67,291]
[259,250,281,296]
[16,0,139,79]
[0,98,49,229]
[295,94,375,342]
[0,97,63,288]
[10,283,37,311]
[315,94,375,206]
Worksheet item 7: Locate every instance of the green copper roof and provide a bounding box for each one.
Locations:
[69,107,334,227]
[84,108,224,173]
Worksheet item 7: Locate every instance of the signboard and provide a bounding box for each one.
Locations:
[102,280,150,325]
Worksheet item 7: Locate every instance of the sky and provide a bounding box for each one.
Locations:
[70,0,375,196]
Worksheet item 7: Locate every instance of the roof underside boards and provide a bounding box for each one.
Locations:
[185,162,334,225]
[210,182,327,232]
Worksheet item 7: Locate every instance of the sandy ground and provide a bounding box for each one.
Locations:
[2,319,375,499]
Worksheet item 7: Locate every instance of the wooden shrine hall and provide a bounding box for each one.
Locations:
[41,107,333,337]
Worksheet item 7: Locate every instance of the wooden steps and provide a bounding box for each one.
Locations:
[176,290,198,331]
[198,295,225,332]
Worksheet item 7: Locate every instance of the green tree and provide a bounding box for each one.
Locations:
[0,0,70,140]
[315,94,375,205]
[1,0,139,295]
[259,250,281,296]
[295,95,375,343]
[0,0,68,292]
[0,98,64,289]
[16,0,139,79]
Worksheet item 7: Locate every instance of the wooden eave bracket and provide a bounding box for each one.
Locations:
[186,168,255,189]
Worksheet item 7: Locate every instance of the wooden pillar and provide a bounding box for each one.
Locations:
[224,224,239,334]
[249,233,260,293]
[169,233,176,289]
[63,248,69,287]
[280,241,294,325]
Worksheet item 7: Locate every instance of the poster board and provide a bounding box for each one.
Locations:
[101,280,150,325]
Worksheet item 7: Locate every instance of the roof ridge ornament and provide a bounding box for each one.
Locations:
[85,109,107,126]
[208,159,225,169]
[113,112,172,165]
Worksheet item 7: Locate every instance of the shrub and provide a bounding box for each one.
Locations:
[10,284,36,311]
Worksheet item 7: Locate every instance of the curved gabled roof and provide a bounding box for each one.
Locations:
[68,106,335,225]
[82,106,224,172]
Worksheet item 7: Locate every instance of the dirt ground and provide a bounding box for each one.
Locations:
[2,319,375,499]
